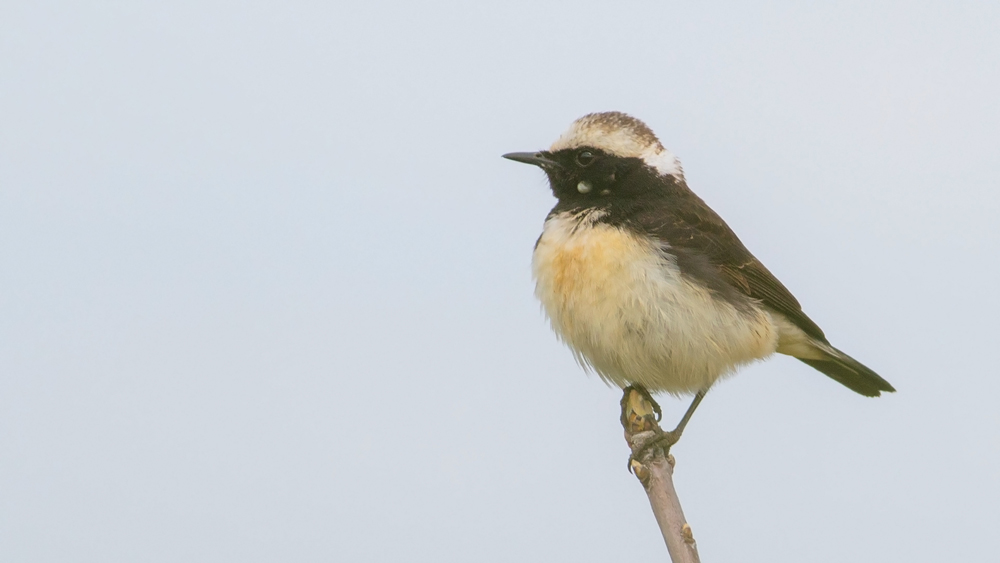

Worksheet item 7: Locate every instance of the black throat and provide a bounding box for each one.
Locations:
[544,150,690,228]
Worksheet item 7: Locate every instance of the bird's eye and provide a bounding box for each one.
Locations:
[576,151,595,167]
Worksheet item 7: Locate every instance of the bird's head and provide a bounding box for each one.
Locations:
[503,112,684,203]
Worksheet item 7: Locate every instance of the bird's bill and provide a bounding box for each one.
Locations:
[502,151,565,171]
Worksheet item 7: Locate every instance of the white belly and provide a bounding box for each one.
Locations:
[532,211,779,394]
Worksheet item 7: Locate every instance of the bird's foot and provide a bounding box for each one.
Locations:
[628,428,680,472]
[621,386,708,472]
[619,384,662,428]
[620,385,671,472]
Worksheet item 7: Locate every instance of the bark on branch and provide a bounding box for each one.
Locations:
[621,389,702,563]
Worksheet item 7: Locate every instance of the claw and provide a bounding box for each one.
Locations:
[627,429,679,472]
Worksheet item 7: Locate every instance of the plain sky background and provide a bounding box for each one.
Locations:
[2,2,999,561]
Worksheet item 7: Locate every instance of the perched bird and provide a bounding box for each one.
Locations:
[504,112,893,442]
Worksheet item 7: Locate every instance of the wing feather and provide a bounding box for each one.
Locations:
[631,186,828,343]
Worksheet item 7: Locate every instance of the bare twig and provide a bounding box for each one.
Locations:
[621,389,702,563]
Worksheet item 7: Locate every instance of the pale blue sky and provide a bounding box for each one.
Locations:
[2,2,999,561]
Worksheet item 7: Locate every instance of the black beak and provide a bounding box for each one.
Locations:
[502,151,564,171]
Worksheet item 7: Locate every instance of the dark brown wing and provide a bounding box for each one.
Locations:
[718,255,826,341]
[629,187,828,343]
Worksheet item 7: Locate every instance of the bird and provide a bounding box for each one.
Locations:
[503,111,894,446]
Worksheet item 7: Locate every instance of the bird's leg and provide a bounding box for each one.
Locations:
[621,388,707,470]
[670,390,706,439]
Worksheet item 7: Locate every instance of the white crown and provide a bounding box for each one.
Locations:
[550,112,684,179]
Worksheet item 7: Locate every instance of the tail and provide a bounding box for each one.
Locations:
[797,345,895,397]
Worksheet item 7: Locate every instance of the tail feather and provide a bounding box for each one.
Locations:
[798,346,895,397]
